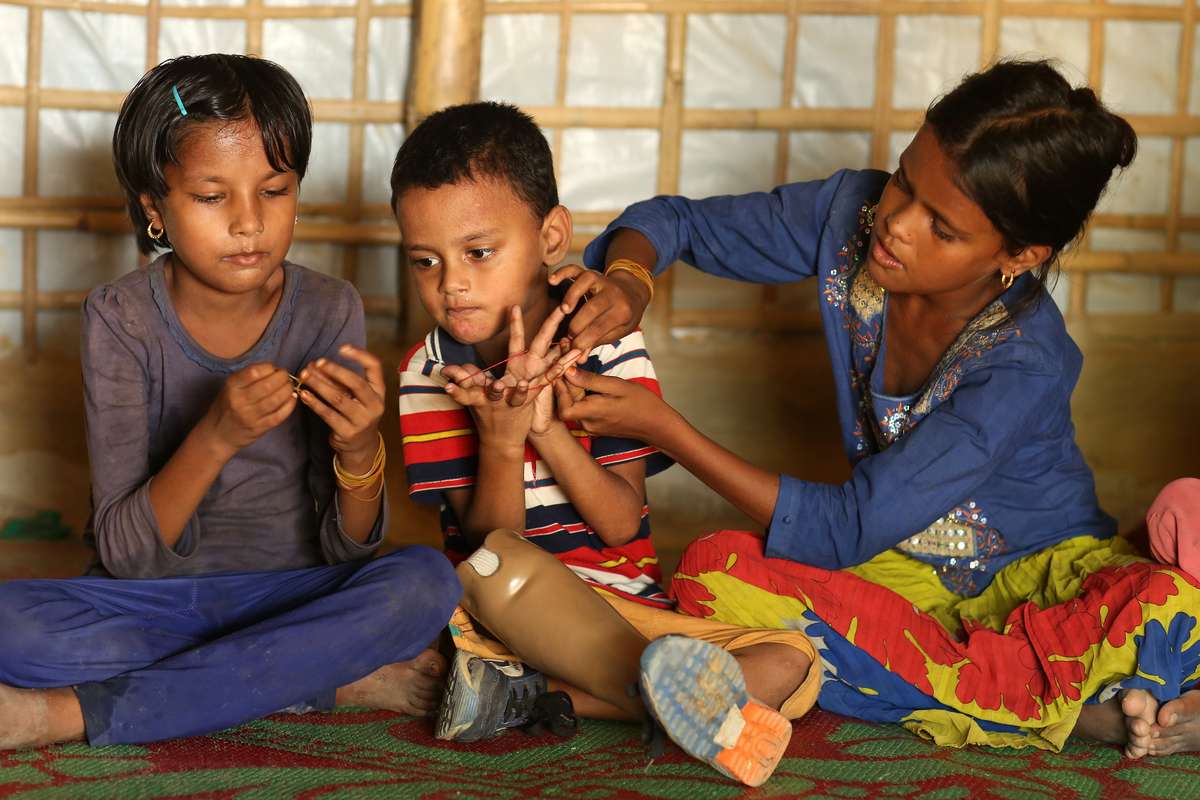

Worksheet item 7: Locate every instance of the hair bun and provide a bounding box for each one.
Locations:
[1068,86,1098,111]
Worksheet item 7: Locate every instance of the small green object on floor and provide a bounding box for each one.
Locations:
[1,509,70,541]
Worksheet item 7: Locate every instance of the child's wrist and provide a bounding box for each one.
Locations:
[528,419,566,441]
[335,435,381,473]
[195,414,239,463]
[604,262,653,306]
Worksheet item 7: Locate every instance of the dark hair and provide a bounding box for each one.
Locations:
[113,54,312,254]
[389,101,557,220]
[925,59,1137,314]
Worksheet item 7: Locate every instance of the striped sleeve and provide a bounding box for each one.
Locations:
[583,330,673,478]
[397,336,479,504]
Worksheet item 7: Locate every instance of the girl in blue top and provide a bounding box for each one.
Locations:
[548,60,1200,758]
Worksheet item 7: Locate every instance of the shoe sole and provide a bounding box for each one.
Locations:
[639,635,791,787]
[434,649,481,741]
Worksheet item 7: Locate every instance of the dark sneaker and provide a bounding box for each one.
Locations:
[435,650,568,742]
[639,635,792,787]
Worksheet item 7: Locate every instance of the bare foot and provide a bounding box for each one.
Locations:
[336,649,447,717]
[1121,689,1158,759]
[1150,688,1200,755]
[0,683,83,750]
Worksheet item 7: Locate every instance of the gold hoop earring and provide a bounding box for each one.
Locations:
[147,221,165,242]
[1000,272,1015,289]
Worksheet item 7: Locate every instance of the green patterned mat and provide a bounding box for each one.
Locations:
[2,708,1197,799]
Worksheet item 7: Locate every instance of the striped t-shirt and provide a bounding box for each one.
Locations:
[398,322,673,607]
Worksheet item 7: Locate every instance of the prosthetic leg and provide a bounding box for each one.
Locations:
[456,528,648,717]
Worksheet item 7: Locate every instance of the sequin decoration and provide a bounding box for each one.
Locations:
[896,500,1008,595]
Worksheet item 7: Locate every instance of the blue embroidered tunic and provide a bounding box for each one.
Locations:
[584,168,1117,596]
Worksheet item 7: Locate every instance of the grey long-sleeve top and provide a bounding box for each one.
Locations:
[81,255,386,578]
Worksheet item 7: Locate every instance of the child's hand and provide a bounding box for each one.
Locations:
[529,375,557,435]
[549,265,647,357]
[297,345,386,465]
[556,367,669,443]
[499,305,575,387]
[205,363,298,455]
[443,364,540,448]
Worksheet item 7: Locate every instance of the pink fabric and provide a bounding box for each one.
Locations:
[1147,478,1200,578]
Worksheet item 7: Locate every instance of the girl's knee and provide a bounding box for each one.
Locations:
[0,586,50,680]
[365,546,462,615]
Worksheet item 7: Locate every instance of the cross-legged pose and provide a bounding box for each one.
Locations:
[0,54,460,750]
[550,60,1200,759]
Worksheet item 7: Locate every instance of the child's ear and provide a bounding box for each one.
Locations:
[138,193,162,227]
[1002,243,1052,279]
[540,205,573,267]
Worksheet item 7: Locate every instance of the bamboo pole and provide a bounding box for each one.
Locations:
[762,1,800,314]
[1070,0,1107,321]
[402,0,486,341]
[653,11,686,333]
[406,0,485,130]
[1161,1,1195,313]
[22,7,43,361]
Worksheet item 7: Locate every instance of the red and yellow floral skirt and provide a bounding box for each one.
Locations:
[671,530,1200,750]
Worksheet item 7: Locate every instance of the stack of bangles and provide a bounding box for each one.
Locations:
[604,258,654,301]
[333,432,386,501]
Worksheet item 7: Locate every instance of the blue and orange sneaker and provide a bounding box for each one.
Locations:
[639,635,792,787]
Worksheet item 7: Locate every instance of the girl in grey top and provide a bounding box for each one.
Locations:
[0,53,459,751]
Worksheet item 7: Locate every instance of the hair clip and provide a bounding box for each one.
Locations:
[288,373,305,393]
[171,85,188,116]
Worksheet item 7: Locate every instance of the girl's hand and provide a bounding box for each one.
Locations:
[549,265,648,357]
[205,363,297,455]
[297,345,385,467]
[555,367,669,443]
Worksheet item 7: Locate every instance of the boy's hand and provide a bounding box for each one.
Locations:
[529,375,557,435]
[205,363,297,455]
[297,345,385,468]
[549,265,648,356]
[556,367,668,443]
[443,365,541,449]
[499,305,574,386]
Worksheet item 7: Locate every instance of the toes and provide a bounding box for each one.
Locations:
[1121,689,1156,724]
[1127,716,1149,738]
[1157,701,1181,729]
[410,648,447,678]
[1124,744,1148,760]
[1149,736,1184,756]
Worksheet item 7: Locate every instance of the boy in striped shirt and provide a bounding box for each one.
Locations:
[392,102,818,787]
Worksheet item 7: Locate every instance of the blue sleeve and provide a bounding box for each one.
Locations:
[765,356,1059,569]
[582,170,857,283]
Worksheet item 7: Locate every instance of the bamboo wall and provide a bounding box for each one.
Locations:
[0,0,1196,361]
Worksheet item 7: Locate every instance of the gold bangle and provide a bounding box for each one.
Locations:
[333,432,386,490]
[344,474,386,503]
[604,258,654,302]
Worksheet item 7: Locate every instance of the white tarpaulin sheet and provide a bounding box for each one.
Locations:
[0,4,1192,353]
